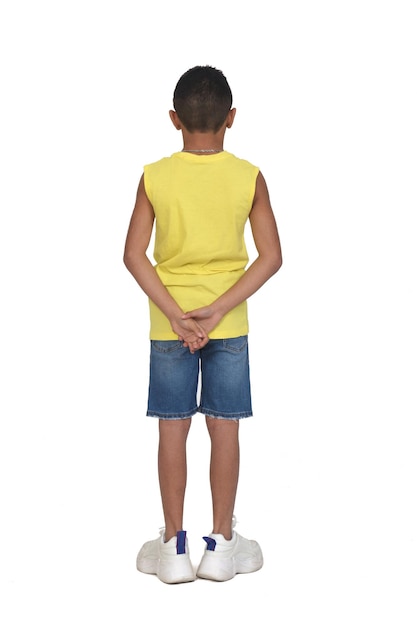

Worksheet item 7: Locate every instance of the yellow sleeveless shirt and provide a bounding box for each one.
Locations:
[144,150,259,339]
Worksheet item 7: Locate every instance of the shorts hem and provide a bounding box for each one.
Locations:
[199,406,252,420]
[147,407,198,420]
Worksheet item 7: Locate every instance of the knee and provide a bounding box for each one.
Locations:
[205,415,239,437]
[159,417,192,439]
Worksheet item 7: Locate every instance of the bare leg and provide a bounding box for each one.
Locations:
[206,416,240,540]
[158,418,192,541]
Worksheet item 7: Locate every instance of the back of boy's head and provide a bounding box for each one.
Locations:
[173,66,233,133]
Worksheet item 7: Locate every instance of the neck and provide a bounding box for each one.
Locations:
[181,130,225,153]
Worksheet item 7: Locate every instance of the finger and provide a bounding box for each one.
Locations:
[182,310,201,320]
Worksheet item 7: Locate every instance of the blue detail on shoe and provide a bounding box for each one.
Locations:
[176,530,187,555]
[202,536,217,551]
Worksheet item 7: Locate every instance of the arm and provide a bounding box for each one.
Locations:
[181,171,282,334]
[123,175,209,352]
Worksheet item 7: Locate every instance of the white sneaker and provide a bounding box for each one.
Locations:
[196,518,263,582]
[136,529,195,584]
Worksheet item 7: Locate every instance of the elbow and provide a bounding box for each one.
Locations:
[257,250,282,279]
[123,248,134,272]
[123,247,149,278]
[271,251,283,276]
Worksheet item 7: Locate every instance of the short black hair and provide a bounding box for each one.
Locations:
[173,66,233,133]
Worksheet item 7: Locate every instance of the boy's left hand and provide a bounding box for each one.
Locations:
[181,306,222,338]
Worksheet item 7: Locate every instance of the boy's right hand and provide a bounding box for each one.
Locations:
[171,316,209,353]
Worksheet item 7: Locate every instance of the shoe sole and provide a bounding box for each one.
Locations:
[137,554,195,584]
[197,553,263,582]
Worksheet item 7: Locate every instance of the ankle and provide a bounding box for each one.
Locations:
[212,526,233,540]
[164,526,184,543]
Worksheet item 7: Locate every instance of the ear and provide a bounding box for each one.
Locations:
[169,110,182,130]
[226,108,237,129]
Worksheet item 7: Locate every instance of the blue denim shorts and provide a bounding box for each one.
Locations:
[147,336,252,420]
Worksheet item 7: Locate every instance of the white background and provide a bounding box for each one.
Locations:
[1,1,416,624]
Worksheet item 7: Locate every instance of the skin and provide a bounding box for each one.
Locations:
[124,109,282,541]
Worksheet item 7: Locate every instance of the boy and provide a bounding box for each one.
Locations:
[123,66,282,583]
